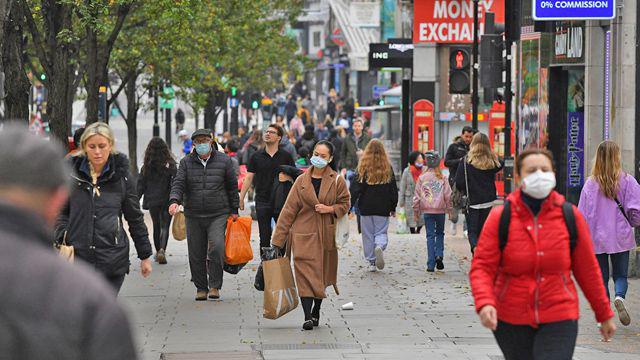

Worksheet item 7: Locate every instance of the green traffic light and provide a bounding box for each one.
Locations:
[378,99,385,106]
[40,73,46,81]
[231,87,237,97]
[251,100,259,110]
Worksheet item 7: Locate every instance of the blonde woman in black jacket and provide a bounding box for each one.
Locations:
[56,122,153,293]
[455,133,503,254]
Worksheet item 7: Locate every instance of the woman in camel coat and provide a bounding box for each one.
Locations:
[271,140,351,331]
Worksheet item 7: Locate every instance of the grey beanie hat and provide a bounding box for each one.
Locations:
[424,151,440,169]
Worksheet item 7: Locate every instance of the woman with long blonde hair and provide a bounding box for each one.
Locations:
[455,132,503,253]
[349,139,398,272]
[579,140,640,326]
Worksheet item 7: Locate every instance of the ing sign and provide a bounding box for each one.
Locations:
[414,0,505,43]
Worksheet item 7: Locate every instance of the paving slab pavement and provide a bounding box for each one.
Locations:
[119,213,640,359]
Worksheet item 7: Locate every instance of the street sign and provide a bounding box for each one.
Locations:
[372,85,389,99]
[532,0,615,20]
[369,41,414,69]
[160,86,175,109]
[230,98,238,108]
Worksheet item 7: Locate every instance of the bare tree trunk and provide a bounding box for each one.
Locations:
[124,70,140,176]
[83,4,131,124]
[194,107,199,129]
[2,0,29,123]
[204,89,215,129]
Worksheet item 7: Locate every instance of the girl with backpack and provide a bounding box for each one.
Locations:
[578,141,640,326]
[470,148,615,359]
[412,152,452,272]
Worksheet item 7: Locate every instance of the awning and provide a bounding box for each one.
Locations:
[382,86,401,97]
[328,0,380,71]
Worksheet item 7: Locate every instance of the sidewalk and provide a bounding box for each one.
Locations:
[120,213,640,360]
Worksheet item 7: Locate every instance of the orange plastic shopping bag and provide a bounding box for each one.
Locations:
[225,216,253,265]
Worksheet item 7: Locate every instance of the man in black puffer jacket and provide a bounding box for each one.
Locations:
[169,129,239,301]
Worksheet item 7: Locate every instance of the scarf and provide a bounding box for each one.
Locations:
[409,165,422,182]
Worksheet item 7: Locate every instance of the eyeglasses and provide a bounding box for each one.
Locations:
[265,130,278,135]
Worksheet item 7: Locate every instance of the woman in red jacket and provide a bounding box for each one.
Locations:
[470,148,615,360]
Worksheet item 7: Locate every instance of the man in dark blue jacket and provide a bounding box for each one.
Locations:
[169,129,239,301]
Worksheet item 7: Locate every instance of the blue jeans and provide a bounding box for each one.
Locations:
[596,251,629,299]
[424,214,446,270]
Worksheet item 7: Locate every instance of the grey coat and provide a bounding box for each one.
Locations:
[0,202,137,360]
[399,167,424,228]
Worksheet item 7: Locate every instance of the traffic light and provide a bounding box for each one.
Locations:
[231,86,237,97]
[40,73,46,81]
[378,98,385,106]
[480,12,505,99]
[449,46,471,94]
[250,93,261,109]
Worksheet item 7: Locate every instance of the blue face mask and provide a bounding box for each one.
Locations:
[195,142,211,156]
[310,155,329,169]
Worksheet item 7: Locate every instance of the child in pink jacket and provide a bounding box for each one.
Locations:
[413,152,452,272]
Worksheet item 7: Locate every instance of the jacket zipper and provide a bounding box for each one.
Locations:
[561,274,575,299]
[115,217,120,245]
[533,216,541,325]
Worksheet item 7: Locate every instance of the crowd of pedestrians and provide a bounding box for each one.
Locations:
[3,89,639,359]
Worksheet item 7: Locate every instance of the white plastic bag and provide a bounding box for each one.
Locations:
[335,212,350,249]
[396,209,409,234]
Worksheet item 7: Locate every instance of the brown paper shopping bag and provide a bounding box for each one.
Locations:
[263,256,299,319]
[171,210,186,241]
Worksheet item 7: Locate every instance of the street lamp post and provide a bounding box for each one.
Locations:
[153,86,159,137]
[472,0,479,130]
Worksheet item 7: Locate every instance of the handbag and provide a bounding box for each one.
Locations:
[334,175,350,249]
[55,231,74,263]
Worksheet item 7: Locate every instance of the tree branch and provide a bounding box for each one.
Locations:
[107,71,134,106]
[104,3,131,57]
[19,0,49,72]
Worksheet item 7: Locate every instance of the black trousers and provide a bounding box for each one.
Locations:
[255,201,278,254]
[493,320,578,360]
[467,207,492,253]
[106,274,126,295]
[149,205,171,252]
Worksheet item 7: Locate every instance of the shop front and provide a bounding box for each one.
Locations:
[518,20,585,204]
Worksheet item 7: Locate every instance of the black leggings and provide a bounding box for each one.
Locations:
[149,205,171,252]
[300,297,323,320]
[410,226,422,234]
[493,320,578,360]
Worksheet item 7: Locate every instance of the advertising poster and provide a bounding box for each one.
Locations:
[519,37,540,150]
[538,68,549,148]
[566,69,585,191]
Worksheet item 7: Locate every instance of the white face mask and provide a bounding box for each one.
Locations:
[522,170,556,199]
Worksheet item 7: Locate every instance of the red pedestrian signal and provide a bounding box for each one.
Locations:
[449,46,471,94]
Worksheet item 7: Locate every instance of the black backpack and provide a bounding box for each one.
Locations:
[498,200,578,252]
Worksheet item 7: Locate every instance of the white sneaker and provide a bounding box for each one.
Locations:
[463,230,468,239]
[368,264,377,272]
[614,296,631,326]
[449,222,457,236]
[374,247,385,270]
